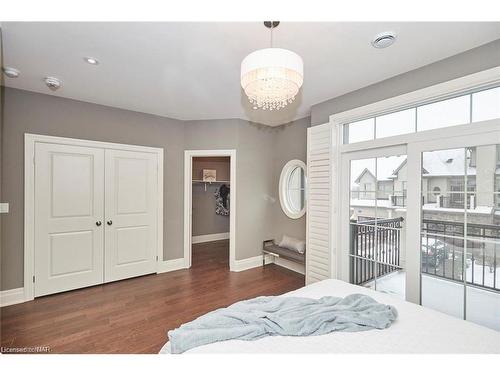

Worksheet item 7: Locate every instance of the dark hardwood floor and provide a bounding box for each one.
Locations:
[0,240,304,353]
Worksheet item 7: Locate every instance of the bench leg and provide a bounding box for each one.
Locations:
[262,253,265,267]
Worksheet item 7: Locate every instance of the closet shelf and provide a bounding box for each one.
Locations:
[192,180,230,184]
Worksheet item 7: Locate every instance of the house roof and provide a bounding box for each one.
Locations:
[420,149,476,177]
[352,155,407,184]
[386,149,476,178]
[353,148,499,185]
[354,168,376,184]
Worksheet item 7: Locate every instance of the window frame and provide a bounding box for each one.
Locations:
[330,66,500,305]
[342,70,500,146]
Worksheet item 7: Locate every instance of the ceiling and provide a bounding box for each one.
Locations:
[2,22,500,126]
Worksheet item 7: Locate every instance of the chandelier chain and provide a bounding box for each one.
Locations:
[270,23,273,48]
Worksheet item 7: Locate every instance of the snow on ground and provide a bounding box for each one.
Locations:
[365,271,500,332]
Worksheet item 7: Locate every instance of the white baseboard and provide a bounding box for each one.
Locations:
[232,255,272,272]
[157,258,188,273]
[232,255,268,272]
[274,257,305,275]
[1,287,26,307]
[192,232,230,244]
[1,260,187,307]
[233,254,304,275]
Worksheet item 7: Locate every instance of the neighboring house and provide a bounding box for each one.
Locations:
[351,145,500,224]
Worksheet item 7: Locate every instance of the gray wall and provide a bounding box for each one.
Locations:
[192,157,230,237]
[184,119,277,261]
[1,88,185,290]
[271,118,308,242]
[192,183,230,236]
[185,118,309,260]
[0,88,309,289]
[0,28,4,292]
[311,39,500,126]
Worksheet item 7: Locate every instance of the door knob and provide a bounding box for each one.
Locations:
[107,220,113,226]
[96,221,102,226]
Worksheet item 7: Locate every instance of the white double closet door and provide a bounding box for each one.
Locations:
[34,141,158,297]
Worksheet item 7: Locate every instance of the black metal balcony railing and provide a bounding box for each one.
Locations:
[439,193,476,209]
[349,217,403,286]
[390,195,406,207]
[350,217,500,293]
[421,219,499,292]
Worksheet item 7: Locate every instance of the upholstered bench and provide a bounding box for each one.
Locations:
[262,239,306,267]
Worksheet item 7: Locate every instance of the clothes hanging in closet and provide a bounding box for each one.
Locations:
[215,184,230,216]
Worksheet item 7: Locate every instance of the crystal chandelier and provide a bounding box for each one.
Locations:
[241,21,304,111]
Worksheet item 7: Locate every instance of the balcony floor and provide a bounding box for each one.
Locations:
[365,271,500,332]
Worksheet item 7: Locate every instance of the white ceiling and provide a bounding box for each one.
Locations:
[2,22,500,126]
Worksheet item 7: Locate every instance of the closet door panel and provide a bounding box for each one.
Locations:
[104,149,158,282]
[34,143,105,297]
[306,123,334,285]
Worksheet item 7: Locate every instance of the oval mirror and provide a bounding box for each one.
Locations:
[279,160,307,219]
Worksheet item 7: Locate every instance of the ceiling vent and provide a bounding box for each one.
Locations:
[44,76,62,91]
[371,32,397,49]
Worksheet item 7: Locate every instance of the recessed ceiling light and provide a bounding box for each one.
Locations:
[371,31,397,49]
[84,57,99,65]
[2,66,21,78]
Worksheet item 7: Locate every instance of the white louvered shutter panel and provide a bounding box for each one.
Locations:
[306,123,334,284]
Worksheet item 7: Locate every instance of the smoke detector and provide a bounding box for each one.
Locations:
[44,76,62,91]
[371,31,397,49]
[2,67,20,78]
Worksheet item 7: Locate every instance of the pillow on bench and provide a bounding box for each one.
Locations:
[279,235,306,254]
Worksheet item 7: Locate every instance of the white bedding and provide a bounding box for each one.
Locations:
[160,279,500,354]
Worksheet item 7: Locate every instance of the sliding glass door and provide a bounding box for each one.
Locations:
[341,133,500,331]
[420,144,500,330]
[338,83,500,331]
[347,146,407,300]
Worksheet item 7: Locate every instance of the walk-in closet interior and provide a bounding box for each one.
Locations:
[191,157,231,267]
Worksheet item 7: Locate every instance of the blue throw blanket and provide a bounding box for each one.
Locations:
[167,293,398,353]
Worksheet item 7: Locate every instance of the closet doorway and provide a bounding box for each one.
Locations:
[24,134,163,300]
[184,150,236,271]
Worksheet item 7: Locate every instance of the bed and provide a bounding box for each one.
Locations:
[160,279,500,354]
